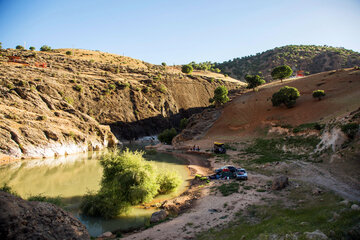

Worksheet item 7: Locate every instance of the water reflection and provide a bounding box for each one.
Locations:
[0,148,190,236]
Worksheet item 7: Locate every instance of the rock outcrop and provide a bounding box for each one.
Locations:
[150,210,168,224]
[0,191,90,240]
[271,176,289,190]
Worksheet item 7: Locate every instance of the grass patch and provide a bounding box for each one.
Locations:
[243,136,320,164]
[218,182,239,196]
[27,195,63,207]
[196,191,360,240]
[293,122,324,133]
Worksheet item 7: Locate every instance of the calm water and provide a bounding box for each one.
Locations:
[0,147,190,236]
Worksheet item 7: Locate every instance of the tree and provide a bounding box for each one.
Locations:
[312,90,325,100]
[29,46,35,51]
[161,62,167,67]
[40,45,52,51]
[271,65,293,82]
[16,45,24,50]
[245,74,266,91]
[66,50,72,55]
[181,64,193,74]
[179,118,188,129]
[0,42,3,49]
[271,86,300,108]
[158,128,177,144]
[210,85,229,106]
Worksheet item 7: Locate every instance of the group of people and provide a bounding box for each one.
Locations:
[190,145,200,151]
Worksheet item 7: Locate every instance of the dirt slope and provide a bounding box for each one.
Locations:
[205,68,360,141]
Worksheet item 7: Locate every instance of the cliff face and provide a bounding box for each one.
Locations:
[0,49,242,159]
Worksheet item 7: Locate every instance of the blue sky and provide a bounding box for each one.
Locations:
[1,0,359,64]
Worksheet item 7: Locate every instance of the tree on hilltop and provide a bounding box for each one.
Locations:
[182,64,193,74]
[271,65,293,82]
[245,74,266,91]
[40,45,52,51]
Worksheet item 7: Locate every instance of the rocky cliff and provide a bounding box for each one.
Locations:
[0,48,242,160]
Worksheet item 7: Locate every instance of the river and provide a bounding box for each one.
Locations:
[0,147,191,236]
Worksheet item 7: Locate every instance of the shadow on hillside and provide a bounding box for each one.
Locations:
[109,107,206,140]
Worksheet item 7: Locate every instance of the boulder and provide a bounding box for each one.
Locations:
[0,191,90,240]
[150,210,167,224]
[304,230,328,240]
[351,204,359,210]
[271,176,289,190]
[98,231,113,238]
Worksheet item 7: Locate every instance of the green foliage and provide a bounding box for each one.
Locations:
[157,170,181,194]
[0,42,2,49]
[161,62,167,67]
[158,128,177,144]
[292,122,324,133]
[108,84,116,90]
[245,74,266,91]
[16,45,24,50]
[159,84,167,93]
[28,195,63,206]
[66,50,72,55]
[0,183,18,196]
[271,86,300,108]
[244,137,320,164]
[29,46,35,51]
[180,118,188,129]
[64,96,74,105]
[312,90,326,100]
[80,149,181,218]
[40,45,52,51]
[73,84,83,92]
[188,61,220,72]
[181,64,193,74]
[218,182,239,196]
[341,123,359,139]
[210,85,229,105]
[271,65,293,82]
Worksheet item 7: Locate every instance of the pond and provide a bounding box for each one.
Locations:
[0,147,191,237]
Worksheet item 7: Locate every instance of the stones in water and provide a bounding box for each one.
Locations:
[0,191,90,240]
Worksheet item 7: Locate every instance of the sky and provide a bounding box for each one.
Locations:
[0,0,359,64]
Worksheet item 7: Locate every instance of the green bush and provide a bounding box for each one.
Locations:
[312,90,325,100]
[28,195,63,206]
[180,118,189,129]
[271,86,300,108]
[271,65,293,82]
[182,65,193,74]
[341,123,359,139]
[158,128,177,144]
[245,74,265,91]
[108,84,116,90]
[161,62,167,67]
[157,170,181,194]
[80,149,181,218]
[0,183,18,196]
[29,46,35,51]
[73,84,83,92]
[40,45,52,51]
[64,96,74,105]
[66,51,72,55]
[16,45,24,50]
[210,85,229,105]
[159,84,167,93]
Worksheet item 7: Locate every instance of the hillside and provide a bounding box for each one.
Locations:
[0,48,243,160]
[216,45,360,81]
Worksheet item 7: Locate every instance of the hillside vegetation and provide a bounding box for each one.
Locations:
[216,45,360,81]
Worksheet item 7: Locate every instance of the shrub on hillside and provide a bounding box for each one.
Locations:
[271,86,300,108]
[271,65,293,82]
[180,118,188,129]
[29,46,35,51]
[341,123,359,139]
[16,45,24,50]
[161,62,167,67]
[40,45,52,51]
[209,85,229,106]
[66,51,72,55]
[181,65,193,74]
[73,84,83,92]
[312,90,325,100]
[245,74,266,91]
[158,128,177,144]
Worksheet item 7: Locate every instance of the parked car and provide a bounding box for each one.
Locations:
[235,168,248,180]
[215,165,237,174]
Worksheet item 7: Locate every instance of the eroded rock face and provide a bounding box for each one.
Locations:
[0,191,90,240]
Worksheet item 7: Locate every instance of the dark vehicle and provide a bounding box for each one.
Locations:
[214,142,226,154]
